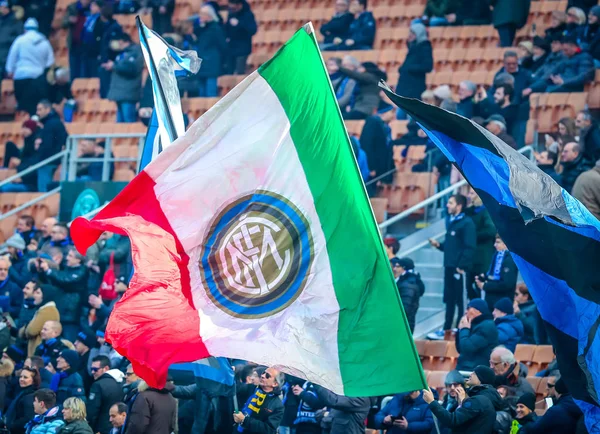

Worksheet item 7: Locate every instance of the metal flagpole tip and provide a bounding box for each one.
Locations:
[302,22,315,35]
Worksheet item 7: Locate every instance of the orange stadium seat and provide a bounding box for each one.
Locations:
[370,197,388,223]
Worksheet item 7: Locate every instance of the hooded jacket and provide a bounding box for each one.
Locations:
[396,23,433,100]
[515,300,538,344]
[88,371,124,434]
[495,315,524,353]
[5,29,54,80]
[396,270,424,332]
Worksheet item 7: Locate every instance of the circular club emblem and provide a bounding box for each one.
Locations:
[199,191,314,319]
[71,188,100,221]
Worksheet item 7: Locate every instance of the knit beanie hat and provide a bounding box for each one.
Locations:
[444,370,465,386]
[517,392,536,411]
[59,349,79,369]
[473,365,495,385]
[555,377,569,395]
[494,297,514,315]
[467,298,490,315]
[5,345,25,364]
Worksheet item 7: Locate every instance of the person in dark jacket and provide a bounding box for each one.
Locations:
[88,356,123,434]
[105,33,143,123]
[340,62,385,120]
[374,391,433,434]
[62,0,91,79]
[455,299,499,371]
[319,0,353,45]
[524,36,551,76]
[536,150,562,185]
[423,366,499,434]
[1,120,40,192]
[492,298,524,353]
[233,366,284,433]
[391,257,424,334]
[124,380,175,434]
[452,0,491,25]
[492,51,533,106]
[489,0,531,47]
[0,1,24,80]
[561,141,593,193]
[428,194,477,336]
[58,397,94,434]
[579,6,600,65]
[0,358,14,412]
[73,331,97,394]
[326,0,375,50]
[313,384,374,434]
[51,350,86,404]
[0,257,22,319]
[224,0,256,74]
[395,23,433,101]
[34,320,68,366]
[520,378,582,433]
[327,56,358,113]
[191,5,227,97]
[143,0,174,36]
[457,80,476,119]
[359,104,394,185]
[290,381,324,434]
[35,100,68,192]
[513,284,538,344]
[490,347,535,397]
[475,234,518,311]
[575,110,600,164]
[5,367,40,434]
[511,392,537,432]
[417,0,461,26]
[474,84,519,136]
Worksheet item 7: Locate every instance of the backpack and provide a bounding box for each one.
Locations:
[98,253,118,300]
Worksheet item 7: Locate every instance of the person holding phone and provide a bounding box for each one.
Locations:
[374,390,433,434]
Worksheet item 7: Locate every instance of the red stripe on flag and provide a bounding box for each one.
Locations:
[71,171,210,388]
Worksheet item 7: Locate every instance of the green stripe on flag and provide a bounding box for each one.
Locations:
[259,26,427,396]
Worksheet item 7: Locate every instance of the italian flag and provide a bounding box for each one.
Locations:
[72,24,425,396]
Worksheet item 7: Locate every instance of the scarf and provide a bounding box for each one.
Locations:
[49,371,69,392]
[487,250,507,280]
[82,13,99,44]
[294,382,319,426]
[238,387,274,432]
[25,406,60,432]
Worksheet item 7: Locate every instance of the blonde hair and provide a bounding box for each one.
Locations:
[0,359,14,377]
[63,397,87,421]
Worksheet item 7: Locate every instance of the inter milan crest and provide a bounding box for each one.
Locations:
[199,190,314,319]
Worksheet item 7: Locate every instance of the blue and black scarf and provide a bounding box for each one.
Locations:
[487,250,507,280]
[237,387,275,432]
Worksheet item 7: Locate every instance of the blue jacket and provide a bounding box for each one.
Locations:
[26,406,65,434]
[56,371,86,405]
[374,392,434,434]
[531,51,595,92]
[345,11,376,48]
[494,314,524,353]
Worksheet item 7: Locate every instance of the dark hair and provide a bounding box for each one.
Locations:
[54,223,69,236]
[18,215,34,229]
[450,194,467,210]
[497,84,514,101]
[100,3,113,19]
[112,402,128,414]
[356,0,367,8]
[558,117,577,137]
[34,388,56,408]
[37,99,52,109]
[92,355,111,369]
[546,150,558,166]
[27,280,40,291]
[237,364,257,383]
[516,283,530,300]
[503,50,518,59]
[28,356,45,371]
[22,367,41,389]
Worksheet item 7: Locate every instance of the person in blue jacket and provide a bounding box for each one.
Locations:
[374,391,434,434]
[325,0,376,50]
[492,297,524,353]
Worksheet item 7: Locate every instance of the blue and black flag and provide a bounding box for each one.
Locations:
[381,83,600,430]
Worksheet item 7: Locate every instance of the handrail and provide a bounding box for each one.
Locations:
[0,187,61,220]
[378,145,535,230]
[0,151,68,189]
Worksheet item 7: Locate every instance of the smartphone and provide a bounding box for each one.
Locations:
[532,23,537,33]
[545,397,554,408]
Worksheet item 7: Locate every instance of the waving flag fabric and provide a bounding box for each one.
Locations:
[383,85,600,431]
[71,25,425,397]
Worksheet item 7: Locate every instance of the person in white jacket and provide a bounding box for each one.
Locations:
[5,17,54,114]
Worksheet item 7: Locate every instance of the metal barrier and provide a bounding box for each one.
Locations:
[0,150,68,189]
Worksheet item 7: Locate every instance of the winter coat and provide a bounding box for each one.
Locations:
[346,11,376,48]
[313,385,373,434]
[194,22,227,78]
[531,51,565,85]
[62,1,90,49]
[531,51,595,92]
[225,0,257,57]
[488,0,530,29]
[0,277,22,318]
[519,394,582,433]
[561,155,593,194]
[573,165,600,220]
[538,164,562,185]
[482,250,518,310]
[55,370,86,404]
[456,314,499,371]
[438,214,477,270]
[107,44,144,103]
[428,385,498,434]
[35,337,69,367]
[56,420,93,434]
[464,205,496,275]
[424,0,460,17]
[40,265,87,325]
[396,40,433,100]
[578,124,600,164]
[5,385,36,434]
[492,67,533,106]
[83,17,122,62]
[25,301,60,357]
[579,23,600,61]
[494,364,535,397]
[515,300,538,344]
[495,315,524,353]
[474,99,519,134]
[359,115,392,178]
[5,30,54,80]
[567,0,597,13]
[521,54,548,76]
[374,392,433,434]
[26,406,65,434]
[396,270,424,333]
[125,382,176,434]
[38,111,68,162]
[320,11,353,44]
[233,386,283,434]
[330,73,357,111]
[88,373,123,434]
[0,13,23,66]
[456,0,492,25]
[338,66,385,116]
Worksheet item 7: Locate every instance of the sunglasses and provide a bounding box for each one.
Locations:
[547,383,555,388]
[90,367,100,373]
[262,372,272,379]
[125,372,135,377]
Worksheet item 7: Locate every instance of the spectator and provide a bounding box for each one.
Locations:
[327,57,357,113]
[573,159,600,219]
[456,80,476,119]
[432,84,452,106]
[52,350,85,403]
[88,356,123,434]
[494,51,533,106]
[0,0,23,80]
[530,35,595,93]
[47,67,75,109]
[349,136,370,183]
[474,84,518,134]
[76,140,115,181]
[475,234,518,310]
[34,320,68,365]
[528,34,566,90]
[492,297,524,352]
[391,257,424,333]
[26,389,65,434]
[62,0,91,79]
[455,298,498,371]
[561,141,592,193]
[511,392,537,432]
[485,115,517,149]
[82,3,121,84]
[452,0,491,25]
[73,331,97,393]
[428,195,476,337]
[3,344,25,369]
[319,0,353,46]
[536,150,562,185]
[526,37,551,75]
[564,7,587,40]
[489,346,535,396]
[18,280,39,330]
[5,18,54,115]
[224,0,256,74]
[36,100,68,192]
[383,237,400,260]
[21,284,58,356]
[489,0,530,47]
[519,378,582,433]
[124,380,176,434]
[1,120,40,193]
[0,358,12,409]
[105,33,143,123]
[233,367,284,433]
[37,218,57,252]
[579,6,600,67]
[143,0,174,36]
[440,370,465,416]
[289,381,324,434]
[340,62,385,120]
[518,41,534,68]
[5,367,40,434]
[374,390,433,434]
[544,11,567,42]
[326,0,376,51]
[109,403,127,434]
[193,6,227,97]
[422,366,499,433]
[575,110,600,164]
[513,284,538,344]
[0,256,22,317]
[415,0,461,27]
[58,397,94,434]
[40,223,71,258]
[395,23,433,103]
[312,384,373,434]
[2,234,31,287]
[359,104,394,184]
[15,215,37,245]
[26,356,52,388]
